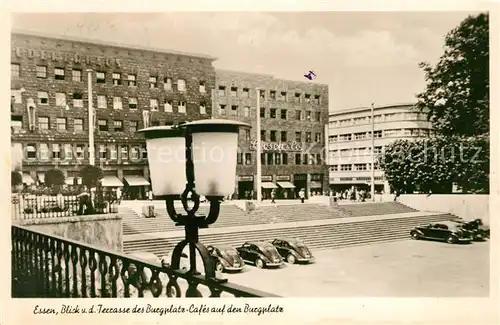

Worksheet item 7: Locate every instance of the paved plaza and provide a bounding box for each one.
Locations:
[224,240,489,297]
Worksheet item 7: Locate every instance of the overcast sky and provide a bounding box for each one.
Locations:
[11,12,478,111]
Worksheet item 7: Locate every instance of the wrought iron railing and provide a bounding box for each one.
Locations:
[11,225,279,298]
[11,191,118,220]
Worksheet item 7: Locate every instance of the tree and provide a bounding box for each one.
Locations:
[11,171,23,191]
[79,165,103,190]
[416,13,489,137]
[45,168,66,190]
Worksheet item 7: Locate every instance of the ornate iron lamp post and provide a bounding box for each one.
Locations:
[138,119,250,293]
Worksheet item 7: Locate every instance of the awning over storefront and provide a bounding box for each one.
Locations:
[65,177,74,185]
[101,175,123,187]
[37,173,45,183]
[124,175,150,187]
[310,181,323,188]
[22,173,34,185]
[261,182,277,189]
[277,181,295,189]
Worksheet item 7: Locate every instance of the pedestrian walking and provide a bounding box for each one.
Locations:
[116,187,122,205]
[299,188,305,203]
[270,189,276,203]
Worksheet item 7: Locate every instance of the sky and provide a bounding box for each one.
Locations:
[11,11,479,111]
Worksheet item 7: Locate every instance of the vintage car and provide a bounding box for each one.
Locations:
[453,219,490,241]
[410,221,473,244]
[236,241,284,268]
[271,238,314,264]
[206,245,245,273]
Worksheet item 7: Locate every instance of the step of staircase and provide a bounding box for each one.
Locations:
[339,202,418,217]
[123,213,457,257]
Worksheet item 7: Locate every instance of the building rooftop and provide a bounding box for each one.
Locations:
[329,103,417,117]
[215,68,329,87]
[11,29,218,61]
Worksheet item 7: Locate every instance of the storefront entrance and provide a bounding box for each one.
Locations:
[310,174,324,196]
[238,176,254,199]
[293,174,307,199]
[276,175,295,199]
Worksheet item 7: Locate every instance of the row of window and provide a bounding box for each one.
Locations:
[11,63,206,93]
[218,86,321,104]
[11,89,207,114]
[330,112,427,128]
[329,129,432,143]
[329,163,380,172]
[236,152,323,166]
[216,105,323,122]
[329,146,384,158]
[24,143,147,161]
[261,130,322,143]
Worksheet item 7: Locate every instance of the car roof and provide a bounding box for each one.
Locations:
[435,221,461,227]
[212,245,235,251]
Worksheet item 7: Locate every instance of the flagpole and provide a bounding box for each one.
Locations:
[256,88,262,202]
[87,69,95,166]
[370,102,375,202]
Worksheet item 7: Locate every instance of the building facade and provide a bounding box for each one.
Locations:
[213,70,329,199]
[11,31,216,199]
[327,103,434,194]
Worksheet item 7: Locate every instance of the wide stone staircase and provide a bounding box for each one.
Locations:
[339,202,418,217]
[123,213,459,257]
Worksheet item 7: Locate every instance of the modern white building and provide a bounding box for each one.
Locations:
[327,103,434,194]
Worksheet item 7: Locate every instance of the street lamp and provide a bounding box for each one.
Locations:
[26,97,37,132]
[138,118,250,294]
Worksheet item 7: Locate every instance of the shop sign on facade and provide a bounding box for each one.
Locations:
[276,175,291,181]
[250,140,302,152]
[238,175,254,182]
[261,175,273,182]
[13,47,122,67]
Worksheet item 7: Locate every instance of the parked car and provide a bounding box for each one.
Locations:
[410,221,473,244]
[236,241,284,268]
[453,219,490,241]
[206,245,245,273]
[271,238,314,264]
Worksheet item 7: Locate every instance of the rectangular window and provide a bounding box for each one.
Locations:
[98,119,108,132]
[97,95,107,109]
[295,110,302,120]
[178,101,186,114]
[354,132,366,140]
[38,91,48,105]
[306,132,312,143]
[270,108,277,118]
[259,89,265,99]
[76,145,84,159]
[128,97,137,110]
[295,132,301,142]
[55,93,66,107]
[261,130,266,141]
[374,130,383,138]
[199,81,206,93]
[38,117,49,130]
[11,119,22,130]
[282,153,288,165]
[302,154,309,165]
[244,106,250,117]
[260,107,266,118]
[39,144,49,160]
[218,86,226,96]
[110,145,118,160]
[270,90,276,100]
[11,63,20,77]
[295,92,301,103]
[74,118,83,132]
[112,73,121,85]
[339,134,352,141]
[315,133,321,142]
[36,66,47,79]
[150,99,159,111]
[72,69,82,82]
[267,153,274,165]
[64,144,73,160]
[280,91,287,101]
[114,120,123,132]
[316,153,321,164]
[315,112,321,122]
[314,95,321,104]
[96,72,106,83]
[244,129,251,141]
[164,100,173,112]
[280,109,287,119]
[245,153,252,165]
[177,79,186,91]
[354,163,367,171]
[164,77,172,90]
[305,94,311,103]
[56,118,67,130]
[55,68,65,80]
[127,74,137,87]
[130,146,140,160]
[149,76,158,88]
[270,130,277,142]
[261,153,266,165]
[121,145,129,160]
[26,144,36,159]
[11,89,22,104]
[242,88,249,97]
[306,111,312,121]
[230,87,238,97]
[281,131,287,142]
[275,153,281,165]
[52,144,61,159]
[72,92,83,108]
[237,153,243,165]
[99,144,107,159]
[199,102,206,114]
[113,97,122,110]
[295,153,301,165]
[129,121,138,132]
[330,165,338,172]
[231,105,238,116]
[341,164,352,171]
[219,104,226,115]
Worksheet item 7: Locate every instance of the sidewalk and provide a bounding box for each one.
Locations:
[123,211,446,242]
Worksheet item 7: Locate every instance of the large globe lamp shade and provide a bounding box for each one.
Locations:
[138,126,187,196]
[180,119,251,197]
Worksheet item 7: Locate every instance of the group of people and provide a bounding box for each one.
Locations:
[332,188,370,202]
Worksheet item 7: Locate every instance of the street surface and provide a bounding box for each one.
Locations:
[222,240,489,297]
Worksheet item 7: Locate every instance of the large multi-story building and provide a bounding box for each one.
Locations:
[327,103,433,194]
[213,70,329,199]
[10,30,216,199]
